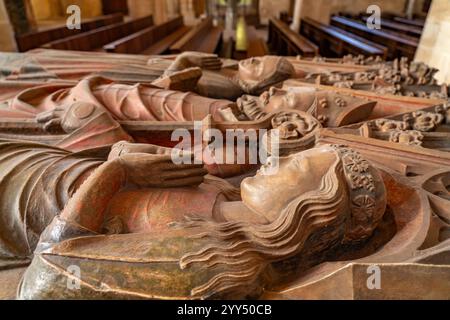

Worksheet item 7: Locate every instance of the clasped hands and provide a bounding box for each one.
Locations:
[109,141,208,188]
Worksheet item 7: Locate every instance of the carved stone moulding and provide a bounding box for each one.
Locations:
[331,104,450,152]
[282,80,446,120]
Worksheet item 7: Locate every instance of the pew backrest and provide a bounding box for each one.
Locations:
[330,16,418,59]
[45,15,154,51]
[16,14,124,52]
[103,16,184,54]
[269,18,318,57]
[301,17,387,58]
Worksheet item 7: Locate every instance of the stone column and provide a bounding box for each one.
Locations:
[290,0,303,32]
[127,0,154,18]
[405,0,416,20]
[180,0,197,25]
[415,0,450,84]
[153,0,168,24]
[3,0,32,35]
[166,0,180,20]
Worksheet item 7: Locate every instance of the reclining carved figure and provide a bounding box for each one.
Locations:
[237,86,376,127]
[0,141,388,299]
[0,50,295,100]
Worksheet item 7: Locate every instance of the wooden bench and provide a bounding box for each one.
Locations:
[103,16,189,55]
[300,17,387,58]
[44,15,154,51]
[360,16,422,38]
[170,18,223,54]
[330,16,419,60]
[393,16,425,28]
[269,18,318,57]
[16,14,124,52]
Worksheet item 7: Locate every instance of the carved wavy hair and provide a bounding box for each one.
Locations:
[178,154,349,299]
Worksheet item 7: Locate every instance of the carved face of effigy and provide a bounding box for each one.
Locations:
[241,145,387,241]
[241,146,339,218]
[259,87,317,113]
[237,56,295,95]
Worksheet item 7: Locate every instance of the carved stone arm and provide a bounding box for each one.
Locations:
[59,142,207,232]
[59,157,127,232]
[164,52,223,76]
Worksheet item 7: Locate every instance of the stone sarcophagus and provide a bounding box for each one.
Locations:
[0,50,448,300]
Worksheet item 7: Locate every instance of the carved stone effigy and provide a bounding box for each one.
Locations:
[0,50,294,101]
[0,51,449,300]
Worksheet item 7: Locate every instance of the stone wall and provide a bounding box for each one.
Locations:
[300,0,408,24]
[415,0,450,84]
[30,0,62,20]
[128,0,180,24]
[0,0,16,51]
[60,0,103,18]
[260,0,409,26]
[30,0,102,20]
[259,0,290,25]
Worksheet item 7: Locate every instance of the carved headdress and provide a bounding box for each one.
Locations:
[330,145,386,242]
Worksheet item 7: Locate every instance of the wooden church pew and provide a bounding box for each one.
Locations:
[360,16,422,38]
[393,16,426,28]
[103,16,189,55]
[16,14,124,52]
[170,18,223,54]
[300,18,387,58]
[330,16,419,60]
[269,18,318,57]
[44,15,154,51]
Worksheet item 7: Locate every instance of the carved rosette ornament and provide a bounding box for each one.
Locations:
[331,145,381,242]
[389,130,424,147]
[403,111,444,132]
[435,103,450,124]
[371,119,410,132]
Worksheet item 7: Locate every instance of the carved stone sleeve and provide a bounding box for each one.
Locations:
[0,140,103,264]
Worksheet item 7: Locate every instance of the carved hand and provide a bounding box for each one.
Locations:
[153,67,202,92]
[36,102,102,133]
[109,141,207,188]
[36,107,65,132]
[172,52,223,71]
